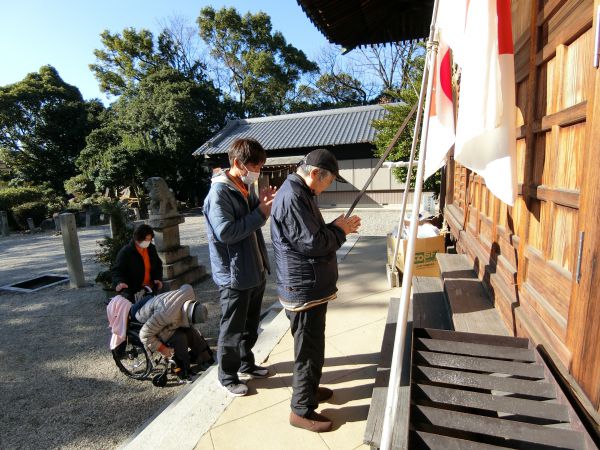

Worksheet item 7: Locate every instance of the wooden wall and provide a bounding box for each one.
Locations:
[445,0,600,416]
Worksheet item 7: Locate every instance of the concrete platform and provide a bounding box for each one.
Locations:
[123,235,398,450]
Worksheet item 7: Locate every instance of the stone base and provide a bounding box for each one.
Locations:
[162,255,199,279]
[157,246,190,265]
[153,226,181,252]
[163,265,209,291]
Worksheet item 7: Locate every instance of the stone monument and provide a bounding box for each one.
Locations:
[145,177,207,290]
[0,211,9,236]
[59,213,86,288]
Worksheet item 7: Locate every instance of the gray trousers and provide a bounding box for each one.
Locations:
[217,279,266,385]
[286,302,328,417]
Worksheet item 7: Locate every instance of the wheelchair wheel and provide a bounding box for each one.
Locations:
[152,373,167,387]
[112,340,152,380]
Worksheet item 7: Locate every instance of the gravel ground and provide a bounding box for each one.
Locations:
[0,207,403,449]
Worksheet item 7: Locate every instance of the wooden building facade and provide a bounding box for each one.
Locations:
[445,0,600,421]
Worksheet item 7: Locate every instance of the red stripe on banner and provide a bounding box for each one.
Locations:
[497,0,514,55]
[440,49,452,101]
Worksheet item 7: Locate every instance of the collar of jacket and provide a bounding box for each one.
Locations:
[212,169,249,198]
[288,173,316,196]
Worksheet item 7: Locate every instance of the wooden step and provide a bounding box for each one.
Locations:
[364,276,452,449]
[412,276,453,331]
[409,327,596,449]
[437,253,509,336]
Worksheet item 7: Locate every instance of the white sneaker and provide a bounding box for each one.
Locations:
[238,365,272,379]
[220,381,248,397]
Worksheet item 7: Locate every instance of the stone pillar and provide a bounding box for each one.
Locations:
[0,211,9,236]
[145,177,207,290]
[53,213,61,232]
[109,215,117,238]
[133,207,141,220]
[27,217,35,231]
[85,210,92,227]
[59,213,86,288]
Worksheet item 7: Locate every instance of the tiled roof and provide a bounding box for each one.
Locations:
[193,104,393,156]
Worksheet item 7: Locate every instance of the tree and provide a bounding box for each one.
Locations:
[349,41,422,96]
[305,42,423,107]
[0,65,100,194]
[90,28,160,96]
[197,7,319,117]
[371,44,440,192]
[316,73,368,105]
[77,67,224,204]
[90,20,209,97]
[86,22,226,204]
[288,72,368,112]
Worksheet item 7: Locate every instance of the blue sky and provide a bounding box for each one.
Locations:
[0,1,329,102]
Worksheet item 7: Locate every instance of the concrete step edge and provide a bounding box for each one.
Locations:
[121,309,290,450]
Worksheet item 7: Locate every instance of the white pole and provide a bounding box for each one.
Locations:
[379,3,441,448]
[390,42,433,282]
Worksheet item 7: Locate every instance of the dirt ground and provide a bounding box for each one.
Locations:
[0,208,403,449]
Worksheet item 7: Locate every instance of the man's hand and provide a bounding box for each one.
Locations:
[153,280,163,290]
[158,344,174,359]
[258,185,277,217]
[115,282,128,292]
[333,214,361,235]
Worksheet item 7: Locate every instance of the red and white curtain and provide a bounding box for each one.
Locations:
[424,0,517,206]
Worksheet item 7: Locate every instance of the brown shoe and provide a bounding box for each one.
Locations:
[316,387,333,403]
[289,411,332,432]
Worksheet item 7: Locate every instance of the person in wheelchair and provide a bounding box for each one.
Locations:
[112,223,163,303]
[132,284,213,380]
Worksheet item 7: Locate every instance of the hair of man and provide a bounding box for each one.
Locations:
[227,138,267,167]
[133,224,154,241]
[297,164,333,181]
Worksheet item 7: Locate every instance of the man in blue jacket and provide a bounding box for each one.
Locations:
[271,148,361,432]
[204,138,276,397]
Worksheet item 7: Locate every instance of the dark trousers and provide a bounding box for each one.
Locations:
[217,279,266,385]
[166,327,207,370]
[286,302,328,417]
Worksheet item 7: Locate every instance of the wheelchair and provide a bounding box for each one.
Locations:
[111,319,175,387]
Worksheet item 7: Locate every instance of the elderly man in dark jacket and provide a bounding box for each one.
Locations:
[204,138,276,397]
[271,148,360,432]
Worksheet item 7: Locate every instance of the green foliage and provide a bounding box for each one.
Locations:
[77,66,222,204]
[0,66,100,194]
[86,26,225,205]
[197,6,318,117]
[315,73,367,105]
[0,186,43,211]
[90,28,165,96]
[64,174,96,203]
[0,185,63,229]
[289,73,368,113]
[12,201,48,228]
[90,26,210,97]
[0,185,62,212]
[371,45,440,193]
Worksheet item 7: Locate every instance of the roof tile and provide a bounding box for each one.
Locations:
[193,103,394,156]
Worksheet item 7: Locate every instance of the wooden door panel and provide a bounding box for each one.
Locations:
[447,0,598,410]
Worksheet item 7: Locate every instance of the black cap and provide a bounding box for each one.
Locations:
[303,148,347,183]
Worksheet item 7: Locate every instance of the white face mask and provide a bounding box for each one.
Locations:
[240,163,260,185]
[137,240,151,249]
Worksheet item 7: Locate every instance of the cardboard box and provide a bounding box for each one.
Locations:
[387,232,445,277]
